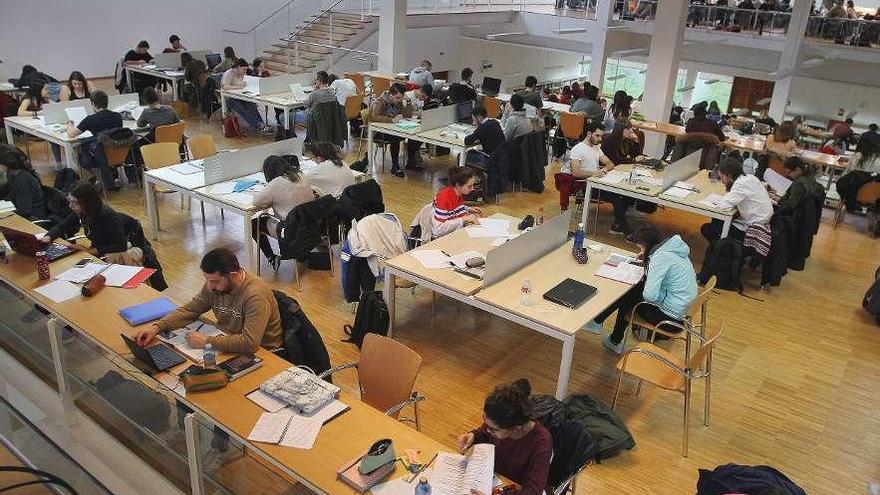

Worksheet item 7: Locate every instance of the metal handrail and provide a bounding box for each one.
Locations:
[289,0,358,40]
[222,0,301,35]
[285,39,378,57]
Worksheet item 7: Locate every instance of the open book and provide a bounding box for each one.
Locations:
[156,321,224,363]
[431,444,494,495]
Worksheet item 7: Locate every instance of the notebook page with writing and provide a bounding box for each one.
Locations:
[462,444,494,495]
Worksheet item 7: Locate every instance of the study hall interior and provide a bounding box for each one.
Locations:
[1,0,879,494]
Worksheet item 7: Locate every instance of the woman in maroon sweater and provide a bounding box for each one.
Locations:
[457,379,552,495]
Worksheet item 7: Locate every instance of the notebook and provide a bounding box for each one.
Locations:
[337,453,397,493]
[543,278,597,309]
[119,297,177,325]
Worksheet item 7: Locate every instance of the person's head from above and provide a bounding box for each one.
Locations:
[584,122,605,146]
[419,60,432,71]
[542,87,551,97]
[388,83,406,102]
[709,100,720,110]
[599,97,607,110]
[90,90,109,111]
[262,154,301,183]
[608,120,637,145]
[136,40,150,54]
[718,156,745,189]
[845,118,853,127]
[314,70,329,88]
[67,71,88,93]
[792,115,803,126]
[448,166,476,197]
[25,82,48,106]
[252,58,264,71]
[672,105,684,116]
[234,58,249,75]
[585,84,599,102]
[561,85,572,97]
[416,83,434,101]
[180,52,194,66]
[67,182,102,223]
[524,75,537,89]
[632,224,663,260]
[846,0,854,7]
[20,65,37,77]
[327,73,338,85]
[0,144,33,175]
[169,34,183,49]
[142,87,162,107]
[471,106,489,125]
[200,248,243,295]
[571,84,583,100]
[223,46,237,60]
[572,81,581,92]
[613,90,629,109]
[308,142,343,166]
[510,93,525,112]
[743,151,751,160]
[692,101,708,118]
[482,379,533,439]
[461,67,473,83]
[775,120,795,142]
[870,123,878,132]
[783,155,813,179]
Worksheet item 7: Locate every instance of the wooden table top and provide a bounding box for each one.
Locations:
[658,170,734,216]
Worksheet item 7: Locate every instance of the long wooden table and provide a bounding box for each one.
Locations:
[0,213,448,495]
[366,122,479,175]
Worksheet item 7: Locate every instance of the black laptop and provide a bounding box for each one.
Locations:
[543,278,597,309]
[481,77,502,97]
[0,226,74,261]
[121,334,186,372]
[205,53,221,70]
[455,100,475,123]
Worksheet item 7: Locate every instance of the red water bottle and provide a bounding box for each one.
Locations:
[36,251,50,281]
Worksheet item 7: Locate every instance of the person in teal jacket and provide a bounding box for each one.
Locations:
[585,225,698,354]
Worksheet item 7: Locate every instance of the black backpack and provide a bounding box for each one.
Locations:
[863,266,880,325]
[349,153,369,173]
[273,290,332,378]
[53,168,80,193]
[343,291,389,348]
[698,238,744,291]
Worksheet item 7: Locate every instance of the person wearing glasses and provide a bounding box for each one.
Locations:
[457,379,551,495]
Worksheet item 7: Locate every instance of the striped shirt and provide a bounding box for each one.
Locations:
[433,186,468,224]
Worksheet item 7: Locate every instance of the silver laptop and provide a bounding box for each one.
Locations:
[153,52,182,70]
[43,100,92,125]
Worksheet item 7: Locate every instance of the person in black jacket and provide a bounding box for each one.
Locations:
[13,65,57,89]
[40,182,127,256]
[0,144,48,221]
[464,106,505,167]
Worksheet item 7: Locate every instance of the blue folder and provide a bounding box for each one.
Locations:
[119,297,177,326]
[233,179,259,193]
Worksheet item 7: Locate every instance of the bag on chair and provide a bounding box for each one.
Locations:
[698,237,744,292]
[863,266,880,325]
[343,291,389,348]
[222,114,242,138]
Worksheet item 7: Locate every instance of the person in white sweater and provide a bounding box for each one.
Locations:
[252,155,315,270]
[305,142,356,198]
[700,157,773,242]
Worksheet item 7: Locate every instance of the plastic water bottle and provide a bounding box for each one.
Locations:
[574,222,586,251]
[869,481,880,495]
[203,344,216,369]
[536,207,545,226]
[414,477,431,495]
[520,278,533,306]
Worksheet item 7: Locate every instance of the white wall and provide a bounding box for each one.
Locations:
[456,38,586,91]
[0,0,293,80]
[786,76,880,128]
[331,26,462,77]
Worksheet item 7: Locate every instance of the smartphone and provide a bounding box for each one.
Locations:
[217,355,263,380]
[75,258,93,267]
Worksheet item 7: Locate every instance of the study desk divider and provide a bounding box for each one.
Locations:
[483,210,571,286]
[661,149,703,191]
[420,105,457,132]
[43,99,92,125]
[203,138,302,186]
[108,93,140,111]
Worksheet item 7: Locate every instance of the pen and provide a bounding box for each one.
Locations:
[440,250,452,257]
[407,452,439,483]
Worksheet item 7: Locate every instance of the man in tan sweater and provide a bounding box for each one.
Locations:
[134,248,283,354]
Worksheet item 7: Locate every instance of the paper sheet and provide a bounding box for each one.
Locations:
[34,280,81,303]
[489,237,509,247]
[102,264,144,287]
[475,218,510,233]
[637,176,664,186]
[447,251,484,269]
[409,249,452,269]
[673,181,695,190]
[605,253,636,266]
[699,194,724,208]
[130,106,146,121]
[156,322,225,363]
[243,75,261,94]
[432,444,494,495]
[302,399,349,424]
[247,389,289,413]
[371,470,433,495]
[596,170,627,184]
[247,411,292,443]
[221,192,255,206]
[278,414,322,449]
[171,160,204,175]
[289,83,308,102]
[595,262,645,285]
[65,107,88,127]
[55,262,107,283]
[764,168,792,195]
[663,186,693,199]
[464,226,515,238]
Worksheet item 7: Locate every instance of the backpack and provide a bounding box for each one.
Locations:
[272,290,332,377]
[349,153,369,173]
[863,266,880,325]
[343,291,389,348]
[698,237,744,291]
[222,113,242,138]
[53,168,81,193]
[563,394,635,461]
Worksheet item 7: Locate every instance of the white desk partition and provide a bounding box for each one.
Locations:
[202,138,302,186]
[43,100,92,125]
[420,105,456,132]
[258,75,301,96]
[152,52,182,70]
[661,149,702,190]
[186,50,210,65]
[108,93,140,111]
[483,210,571,287]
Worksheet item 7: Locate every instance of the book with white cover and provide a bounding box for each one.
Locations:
[431,444,494,495]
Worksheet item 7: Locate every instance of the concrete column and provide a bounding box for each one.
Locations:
[640,0,689,156]
[589,0,615,88]
[768,0,812,121]
[679,68,698,109]
[378,0,407,74]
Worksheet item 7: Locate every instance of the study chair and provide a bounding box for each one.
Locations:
[140,142,205,227]
[559,112,586,144]
[318,334,425,431]
[254,209,336,287]
[370,76,392,98]
[344,72,366,94]
[356,108,391,172]
[154,122,186,161]
[833,181,880,237]
[612,322,725,457]
[482,96,501,119]
[344,94,366,151]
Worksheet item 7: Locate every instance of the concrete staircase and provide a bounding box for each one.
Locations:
[260,11,375,74]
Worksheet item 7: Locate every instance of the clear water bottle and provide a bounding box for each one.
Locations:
[414,477,431,495]
[520,278,533,306]
[574,222,586,251]
[203,344,216,369]
[536,207,545,226]
[869,481,880,495]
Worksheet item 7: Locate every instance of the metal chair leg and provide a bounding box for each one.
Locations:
[704,349,713,427]
[414,399,421,432]
[611,371,624,410]
[294,260,301,291]
[200,202,206,224]
[682,381,691,457]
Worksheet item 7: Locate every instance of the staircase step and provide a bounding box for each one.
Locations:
[263,50,325,62]
[293,33,341,44]
[271,42,332,55]
[310,15,367,28]
[297,23,357,35]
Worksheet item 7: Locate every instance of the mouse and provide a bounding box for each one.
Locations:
[465,257,485,268]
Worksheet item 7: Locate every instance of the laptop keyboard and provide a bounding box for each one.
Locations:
[45,244,74,261]
[147,346,186,370]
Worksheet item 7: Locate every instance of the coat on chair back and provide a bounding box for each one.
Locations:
[307,101,347,147]
[272,290,332,377]
[278,195,338,261]
[337,179,384,232]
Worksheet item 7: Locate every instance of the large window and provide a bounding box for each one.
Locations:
[691,73,733,110]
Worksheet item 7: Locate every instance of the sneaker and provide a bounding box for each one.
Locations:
[269,255,282,272]
[260,125,275,135]
[582,320,604,335]
[602,334,626,355]
[390,168,405,178]
[608,225,627,235]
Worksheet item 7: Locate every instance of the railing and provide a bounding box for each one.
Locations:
[804,15,880,48]
[284,40,379,74]
[620,1,793,36]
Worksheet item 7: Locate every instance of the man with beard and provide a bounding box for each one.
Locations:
[134,248,282,354]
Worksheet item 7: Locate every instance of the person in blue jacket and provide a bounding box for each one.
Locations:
[584,225,698,354]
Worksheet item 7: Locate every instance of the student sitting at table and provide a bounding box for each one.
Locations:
[570,84,604,125]
[601,121,648,238]
[0,144,48,221]
[305,142,356,197]
[221,59,274,135]
[40,182,127,256]
[369,83,414,178]
[585,225,697,355]
[252,155,315,271]
[464,106,505,167]
[518,75,544,112]
[13,65,57,89]
[404,83,434,118]
[247,58,271,77]
[328,73,357,106]
[432,166,481,238]
[163,34,187,53]
[408,60,434,87]
[446,68,478,104]
[685,101,726,142]
[835,140,880,212]
[501,93,532,140]
[554,122,616,211]
[557,85,572,105]
[604,90,633,131]
[123,41,156,92]
[304,71,338,116]
[134,247,283,354]
[700,157,773,242]
[770,156,823,214]
[137,87,180,135]
[457,379,552,495]
[213,46,238,74]
[766,120,797,155]
[60,71,95,101]
[66,90,124,192]
[17,82,63,169]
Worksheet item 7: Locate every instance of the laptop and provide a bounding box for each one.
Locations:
[455,100,474,123]
[481,77,502,97]
[121,334,186,372]
[152,52,182,70]
[205,53,221,70]
[0,226,74,261]
[543,278,597,309]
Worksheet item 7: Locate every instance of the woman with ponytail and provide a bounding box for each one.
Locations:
[457,379,552,495]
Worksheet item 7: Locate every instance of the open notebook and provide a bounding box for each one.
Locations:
[431,444,495,495]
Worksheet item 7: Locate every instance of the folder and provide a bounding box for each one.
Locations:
[119,297,177,326]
